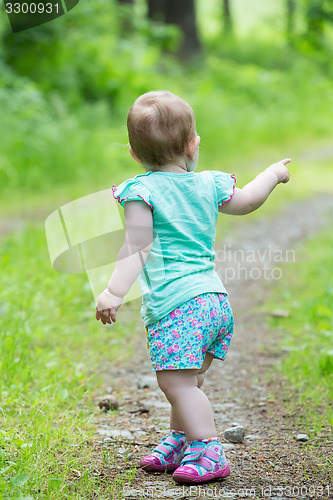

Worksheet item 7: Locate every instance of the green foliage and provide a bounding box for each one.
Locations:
[319,352,333,376]
[269,227,333,432]
[0,0,180,106]
[0,0,183,199]
[0,1,333,201]
[0,223,140,498]
[305,0,333,36]
[0,0,333,207]
[0,78,130,192]
[1,43,333,203]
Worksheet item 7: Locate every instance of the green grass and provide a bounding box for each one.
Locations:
[0,223,142,498]
[267,226,333,435]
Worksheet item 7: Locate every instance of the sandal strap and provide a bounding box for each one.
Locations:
[181,441,221,467]
[182,444,207,462]
[153,433,186,459]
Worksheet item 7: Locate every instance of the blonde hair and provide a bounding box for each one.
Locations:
[127,90,196,167]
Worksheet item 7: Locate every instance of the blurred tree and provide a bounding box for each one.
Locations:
[147,0,200,54]
[286,0,296,36]
[147,0,165,21]
[115,0,134,32]
[222,0,233,35]
[305,0,333,43]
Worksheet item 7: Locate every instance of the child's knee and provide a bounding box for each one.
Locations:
[156,371,179,398]
[156,369,198,399]
[156,371,170,395]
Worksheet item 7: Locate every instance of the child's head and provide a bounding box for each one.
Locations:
[127,90,199,170]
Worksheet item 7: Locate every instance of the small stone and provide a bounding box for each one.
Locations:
[251,385,264,391]
[117,446,127,454]
[96,429,134,440]
[143,480,169,488]
[245,434,261,440]
[137,376,157,389]
[224,426,246,444]
[117,448,132,458]
[98,395,119,411]
[147,390,159,397]
[133,430,147,437]
[271,309,290,318]
[221,442,235,451]
[296,433,309,442]
[142,399,170,409]
[129,418,142,424]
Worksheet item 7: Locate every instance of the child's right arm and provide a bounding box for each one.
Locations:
[219,158,291,215]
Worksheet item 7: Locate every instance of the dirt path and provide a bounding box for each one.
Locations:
[91,193,333,500]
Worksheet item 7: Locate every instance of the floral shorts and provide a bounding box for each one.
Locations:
[145,292,234,371]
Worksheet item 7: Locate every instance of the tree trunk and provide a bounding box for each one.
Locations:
[147,0,166,22]
[165,0,200,54]
[286,0,296,35]
[305,0,325,40]
[147,0,200,54]
[115,0,134,33]
[223,0,233,34]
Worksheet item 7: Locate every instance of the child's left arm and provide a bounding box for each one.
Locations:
[219,159,291,216]
[96,201,153,325]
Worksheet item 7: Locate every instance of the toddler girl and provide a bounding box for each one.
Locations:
[96,90,291,484]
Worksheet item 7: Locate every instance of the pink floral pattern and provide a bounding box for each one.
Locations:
[145,293,234,371]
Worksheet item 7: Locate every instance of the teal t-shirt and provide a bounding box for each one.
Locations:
[112,169,236,327]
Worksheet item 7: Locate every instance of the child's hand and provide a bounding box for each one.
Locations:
[96,289,123,325]
[266,158,291,184]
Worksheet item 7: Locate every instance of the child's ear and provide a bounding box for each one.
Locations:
[129,145,142,164]
[186,135,200,160]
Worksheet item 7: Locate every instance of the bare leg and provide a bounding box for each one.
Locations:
[196,351,214,388]
[157,353,215,440]
[169,352,214,431]
[170,406,183,432]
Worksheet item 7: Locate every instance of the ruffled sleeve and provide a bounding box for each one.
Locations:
[112,178,154,212]
[208,170,236,207]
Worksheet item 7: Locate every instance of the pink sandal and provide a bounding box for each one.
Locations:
[140,429,188,472]
[172,438,230,483]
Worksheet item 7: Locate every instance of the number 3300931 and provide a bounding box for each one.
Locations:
[5,3,59,14]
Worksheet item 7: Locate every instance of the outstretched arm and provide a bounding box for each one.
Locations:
[96,200,153,324]
[219,159,291,216]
